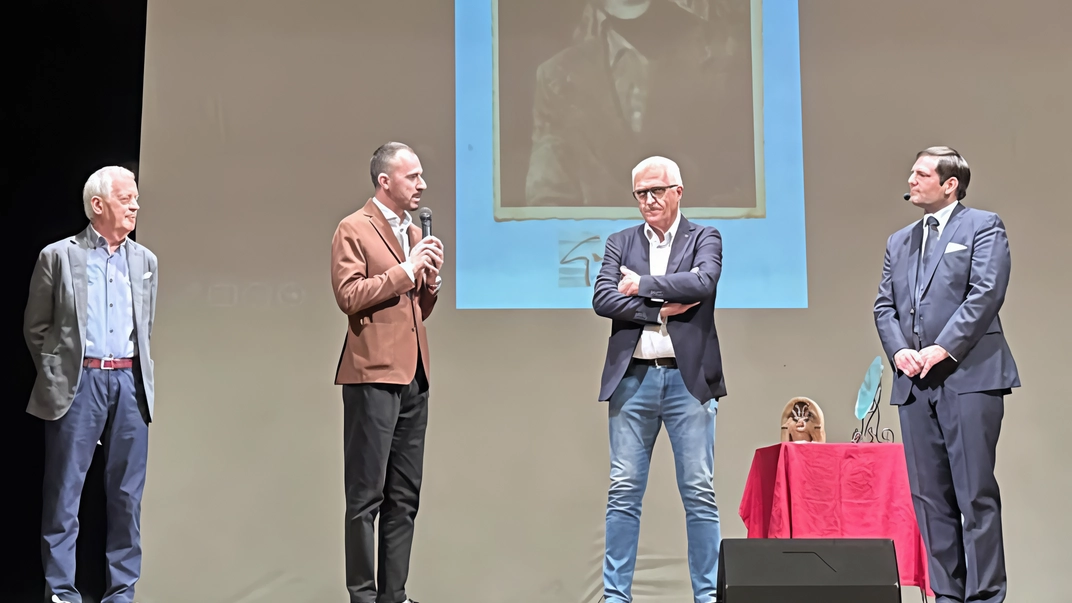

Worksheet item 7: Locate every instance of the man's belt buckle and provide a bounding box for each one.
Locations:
[100,358,116,370]
[653,357,674,368]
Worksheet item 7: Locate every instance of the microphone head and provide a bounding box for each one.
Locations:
[418,207,433,221]
[903,193,911,201]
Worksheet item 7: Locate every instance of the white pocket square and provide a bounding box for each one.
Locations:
[143,271,153,279]
[944,242,967,254]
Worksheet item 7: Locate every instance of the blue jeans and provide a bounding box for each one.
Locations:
[604,363,720,603]
[42,366,149,603]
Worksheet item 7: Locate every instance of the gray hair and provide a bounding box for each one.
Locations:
[370,142,414,189]
[82,166,136,220]
[632,156,683,188]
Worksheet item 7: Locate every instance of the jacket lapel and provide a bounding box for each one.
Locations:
[665,216,694,275]
[919,204,967,299]
[363,199,405,263]
[407,223,421,250]
[907,222,923,299]
[71,227,92,346]
[407,224,424,288]
[129,242,145,327]
[631,224,651,276]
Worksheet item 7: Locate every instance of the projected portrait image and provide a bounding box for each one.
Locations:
[494,0,762,221]
[456,0,806,309]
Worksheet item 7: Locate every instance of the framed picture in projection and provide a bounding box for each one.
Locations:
[456,0,807,310]
[493,0,764,221]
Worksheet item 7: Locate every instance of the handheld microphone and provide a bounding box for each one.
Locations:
[418,207,433,238]
[903,192,911,200]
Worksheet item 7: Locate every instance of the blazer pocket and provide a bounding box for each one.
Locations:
[352,323,388,360]
[40,353,61,367]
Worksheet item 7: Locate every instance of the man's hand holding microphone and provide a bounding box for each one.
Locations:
[409,237,444,283]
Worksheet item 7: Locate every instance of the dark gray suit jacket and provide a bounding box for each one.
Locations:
[24,225,159,421]
[593,216,726,403]
[874,203,1020,405]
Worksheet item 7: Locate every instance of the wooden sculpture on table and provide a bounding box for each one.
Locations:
[780,397,826,443]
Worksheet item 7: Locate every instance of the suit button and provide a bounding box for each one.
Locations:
[411,328,415,332]
[910,308,915,315]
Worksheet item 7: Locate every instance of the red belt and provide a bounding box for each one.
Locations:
[83,358,135,370]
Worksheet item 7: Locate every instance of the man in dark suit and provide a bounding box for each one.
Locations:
[330,142,444,603]
[874,146,1019,603]
[593,155,725,603]
[24,165,158,603]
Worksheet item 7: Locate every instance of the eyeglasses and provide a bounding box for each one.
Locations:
[632,185,680,203]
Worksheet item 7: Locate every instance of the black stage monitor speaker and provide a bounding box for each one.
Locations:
[717,538,901,603]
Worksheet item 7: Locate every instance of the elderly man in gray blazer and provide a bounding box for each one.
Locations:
[24,165,158,603]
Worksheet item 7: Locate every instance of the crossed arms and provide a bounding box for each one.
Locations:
[593,227,722,325]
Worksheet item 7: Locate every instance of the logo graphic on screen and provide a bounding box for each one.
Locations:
[558,233,604,288]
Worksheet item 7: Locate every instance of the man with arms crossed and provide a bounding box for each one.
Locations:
[25,165,158,603]
[331,142,444,603]
[874,146,1019,603]
[593,156,725,603]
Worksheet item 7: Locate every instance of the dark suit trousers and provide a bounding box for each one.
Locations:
[342,357,429,603]
[899,385,1006,603]
[42,365,150,603]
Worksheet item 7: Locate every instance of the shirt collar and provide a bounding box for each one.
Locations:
[923,200,959,231]
[372,198,412,230]
[88,225,128,253]
[643,209,682,245]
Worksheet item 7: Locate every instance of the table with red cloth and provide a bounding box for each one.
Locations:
[738,442,931,594]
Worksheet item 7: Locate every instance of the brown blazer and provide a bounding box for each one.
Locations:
[331,199,438,385]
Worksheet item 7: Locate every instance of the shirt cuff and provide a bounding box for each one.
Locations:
[400,261,416,283]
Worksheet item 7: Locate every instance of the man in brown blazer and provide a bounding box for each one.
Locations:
[331,142,444,603]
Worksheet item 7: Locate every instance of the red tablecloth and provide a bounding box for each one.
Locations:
[738,442,931,594]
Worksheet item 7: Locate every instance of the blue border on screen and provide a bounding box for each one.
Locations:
[455,0,806,309]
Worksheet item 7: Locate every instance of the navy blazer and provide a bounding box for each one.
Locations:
[593,215,726,403]
[874,203,1020,405]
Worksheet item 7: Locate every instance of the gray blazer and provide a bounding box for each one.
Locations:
[24,225,158,421]
[874,203,1020,405]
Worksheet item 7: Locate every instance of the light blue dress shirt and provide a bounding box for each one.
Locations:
[85,228,136,359]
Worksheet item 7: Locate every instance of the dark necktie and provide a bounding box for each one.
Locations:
[921,216,939,268]
[916,216,940,303]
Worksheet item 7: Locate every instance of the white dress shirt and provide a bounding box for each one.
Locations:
[921,200,959,252]
[372,198,441,293]
[633,211,682,359]
[372,198,416,281]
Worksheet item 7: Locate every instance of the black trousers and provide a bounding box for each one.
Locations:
[899,385,1006,603]
[342,359,429,603]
